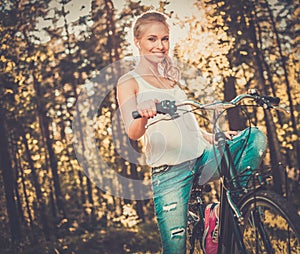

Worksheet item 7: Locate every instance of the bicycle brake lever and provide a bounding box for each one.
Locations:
[156,100,177,116]
[132,100,178,119]
[272,105,290,114]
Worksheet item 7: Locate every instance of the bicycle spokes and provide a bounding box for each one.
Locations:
[242,202,300,253]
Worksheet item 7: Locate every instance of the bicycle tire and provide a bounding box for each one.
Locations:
[232,190,300,253]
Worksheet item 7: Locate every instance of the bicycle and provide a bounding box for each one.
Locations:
[133,89,300,253]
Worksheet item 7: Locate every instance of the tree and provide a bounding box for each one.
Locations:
[204,0,300,194]
[0,109,21,247]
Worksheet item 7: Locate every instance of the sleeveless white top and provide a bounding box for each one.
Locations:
[130,71,209,167]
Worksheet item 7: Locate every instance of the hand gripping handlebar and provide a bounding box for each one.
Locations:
[132,89,281,119]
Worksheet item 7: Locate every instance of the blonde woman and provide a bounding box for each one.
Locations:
[117,11,266,254]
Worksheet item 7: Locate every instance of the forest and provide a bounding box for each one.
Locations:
[0,0,299,253]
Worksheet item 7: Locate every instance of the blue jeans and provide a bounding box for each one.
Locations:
[151,127,267,254]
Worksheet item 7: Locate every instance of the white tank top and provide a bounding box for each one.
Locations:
[130,71,209,167]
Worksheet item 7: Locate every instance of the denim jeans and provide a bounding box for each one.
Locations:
[151,127,267,254]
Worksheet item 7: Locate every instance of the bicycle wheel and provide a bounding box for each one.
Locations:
[233,190,300,253]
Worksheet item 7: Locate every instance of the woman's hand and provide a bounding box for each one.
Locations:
[201,129,239,144]
[224,130,239,140]
[137,99,159,119]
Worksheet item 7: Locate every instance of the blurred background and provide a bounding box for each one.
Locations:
[0,0,299,253]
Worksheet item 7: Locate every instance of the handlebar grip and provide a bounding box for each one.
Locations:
[132,110,141,119]
[263,96,280,105]
[131,100,177,119]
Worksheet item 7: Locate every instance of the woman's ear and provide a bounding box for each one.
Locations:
[135,40,141,49]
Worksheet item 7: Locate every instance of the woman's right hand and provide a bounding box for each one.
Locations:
[137,99,159,119]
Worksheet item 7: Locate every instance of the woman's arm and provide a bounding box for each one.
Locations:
[200,129,214,144]
[117,76,156,140]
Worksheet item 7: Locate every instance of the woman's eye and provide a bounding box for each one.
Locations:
[163,37,169,41]
[148,37,156,42]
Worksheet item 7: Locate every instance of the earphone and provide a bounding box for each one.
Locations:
[137,42,141,49]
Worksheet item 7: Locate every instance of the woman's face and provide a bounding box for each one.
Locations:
[136,21,170,64]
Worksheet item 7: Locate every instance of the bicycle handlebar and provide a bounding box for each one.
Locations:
[132,89,284,119]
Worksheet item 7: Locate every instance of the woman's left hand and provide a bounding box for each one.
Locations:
[224,130,239,140]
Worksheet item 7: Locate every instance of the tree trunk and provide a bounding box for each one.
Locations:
[41,112,67,217]
[21,129,51,240]
[11,143,26,225]
[22,29,66,218]
[251,1,293,179]
[224,76,246,131]
[60,0,93,218]
[249,11,284,194]
[265,0,300,169]
[0,109,21,245]
[105,0,136,217]
[16,153,34,228]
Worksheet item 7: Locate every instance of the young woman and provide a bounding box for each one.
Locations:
[117,11,267,254]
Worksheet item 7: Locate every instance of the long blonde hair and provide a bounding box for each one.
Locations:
[133,11,180,83]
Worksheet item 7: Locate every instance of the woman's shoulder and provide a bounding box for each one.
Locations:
[117,71,139,92]
[118,71,135,85]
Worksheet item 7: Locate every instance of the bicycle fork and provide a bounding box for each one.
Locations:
[215,132,247,254]
[218,185,247,254]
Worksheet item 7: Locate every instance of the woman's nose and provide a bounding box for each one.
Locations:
[156,40,164,49]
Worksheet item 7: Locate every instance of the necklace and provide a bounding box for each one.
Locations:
[149,66,176,89]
